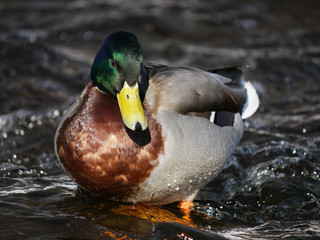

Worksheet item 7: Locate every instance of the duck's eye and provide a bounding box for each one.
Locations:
[126,94,129,99]
[110,58,116,68]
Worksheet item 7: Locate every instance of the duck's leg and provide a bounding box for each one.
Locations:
[178,201,194,221]
[178,190,198,220]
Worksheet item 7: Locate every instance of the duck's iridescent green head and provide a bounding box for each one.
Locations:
[91,31,148,98]
[91,31,148,131]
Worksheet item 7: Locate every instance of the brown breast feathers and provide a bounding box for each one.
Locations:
[56,83,164,200]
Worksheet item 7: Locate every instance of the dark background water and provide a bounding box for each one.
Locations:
[1,0,320,239]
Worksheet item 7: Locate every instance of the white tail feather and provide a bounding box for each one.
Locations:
[242,81,260,119]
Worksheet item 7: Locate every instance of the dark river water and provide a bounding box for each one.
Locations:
[1,0,320,239]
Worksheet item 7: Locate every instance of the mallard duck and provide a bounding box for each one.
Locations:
[55,31,259,205]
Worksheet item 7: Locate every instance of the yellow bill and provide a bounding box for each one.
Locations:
[117,81,147,131]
